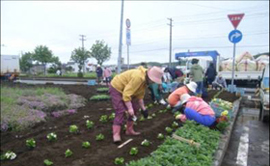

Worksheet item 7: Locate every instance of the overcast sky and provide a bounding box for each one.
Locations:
[1,1,269,65]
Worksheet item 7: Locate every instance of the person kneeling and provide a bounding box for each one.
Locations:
[175,94,216,127]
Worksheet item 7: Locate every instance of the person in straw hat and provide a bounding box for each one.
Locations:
[175,94,216,127]
[109,66,164,143]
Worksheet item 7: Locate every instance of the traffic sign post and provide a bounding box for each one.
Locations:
[126,19,131,69]
[228,13,244,91]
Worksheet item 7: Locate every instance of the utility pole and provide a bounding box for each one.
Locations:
[117,0,124,74]
[79,35,86,49]
[79,34,86,73]
[167,18,173,67]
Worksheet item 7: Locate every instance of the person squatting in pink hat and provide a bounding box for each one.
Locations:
[109,66,164,143]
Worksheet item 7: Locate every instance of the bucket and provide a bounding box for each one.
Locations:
[88,80,96,86]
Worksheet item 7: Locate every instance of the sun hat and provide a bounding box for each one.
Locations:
[180,94,191,105]
[147,66,164,84]
[185,81,197,93]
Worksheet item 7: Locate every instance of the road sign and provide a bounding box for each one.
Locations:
[126,19,131,28]
[126,28,131,45]
[228,30,242,44]
[228,13,244,29]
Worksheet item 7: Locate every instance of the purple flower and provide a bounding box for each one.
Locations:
[67,109,76,114]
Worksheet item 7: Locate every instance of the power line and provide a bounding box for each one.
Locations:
[123,45,269,54]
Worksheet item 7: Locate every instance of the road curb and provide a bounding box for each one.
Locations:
[212,97,242,166]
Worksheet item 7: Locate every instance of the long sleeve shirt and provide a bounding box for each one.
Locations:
[213,77,227,88]
[111,66,147,102]
[103,68,112,78]
[168,86,189,106]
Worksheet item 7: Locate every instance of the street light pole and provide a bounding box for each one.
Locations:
[117,0,124,74]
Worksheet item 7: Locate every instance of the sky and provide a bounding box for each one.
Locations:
[1,1,269,65]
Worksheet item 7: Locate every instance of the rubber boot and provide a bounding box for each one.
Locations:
[125,121,140,135]
[112,125,121,143]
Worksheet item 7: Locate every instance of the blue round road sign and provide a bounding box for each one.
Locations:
[228,30,242,44]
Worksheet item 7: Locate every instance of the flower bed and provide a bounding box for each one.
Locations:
[0,87,86,131]
[0,84,240,166]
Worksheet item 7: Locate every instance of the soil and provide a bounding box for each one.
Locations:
[0,82,239,166]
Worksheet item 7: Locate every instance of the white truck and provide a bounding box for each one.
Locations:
[1,55,20,79]
[259,63,269,122]
[175,51,263,86]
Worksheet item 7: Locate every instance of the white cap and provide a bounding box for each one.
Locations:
[97,64,100,67]
[180,94,191,105]
[186,81,197,93]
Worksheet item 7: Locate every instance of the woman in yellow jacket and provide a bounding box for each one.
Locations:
[109,66,163,143]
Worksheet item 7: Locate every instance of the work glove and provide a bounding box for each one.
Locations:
[159,98,167,105]
[141,109,148,119]
[125,101,134,116]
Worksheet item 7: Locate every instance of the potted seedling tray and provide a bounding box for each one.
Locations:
[96,87,109,93]
[90,94,111,101]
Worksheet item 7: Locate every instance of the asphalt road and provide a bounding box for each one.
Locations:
[221,98,269,166]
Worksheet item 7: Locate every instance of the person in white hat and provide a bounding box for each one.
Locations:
[109,66,164,143]
[175,94,216,127]
[167,81,197,112]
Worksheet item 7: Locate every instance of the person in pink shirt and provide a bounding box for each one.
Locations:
[176,94,216,127]
[103,67,112,86]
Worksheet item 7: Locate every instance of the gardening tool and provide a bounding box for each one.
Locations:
[117,139,133,149]
[172,134,200,148]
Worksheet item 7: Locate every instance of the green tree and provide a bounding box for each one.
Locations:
[90,40,111,65]
[32,45,59,75]
[20,52,33,73]
[70,47,90,77]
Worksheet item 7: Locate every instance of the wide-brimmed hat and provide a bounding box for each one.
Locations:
[147,66,164,84]
[180,94,191,105]
[186,81,197,93]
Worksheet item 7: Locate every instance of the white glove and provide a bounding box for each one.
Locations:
[159,99,167,105]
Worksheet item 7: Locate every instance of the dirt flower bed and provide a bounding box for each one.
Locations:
[1,85,86,131]
[0,82,239,166]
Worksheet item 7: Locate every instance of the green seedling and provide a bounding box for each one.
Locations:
[99,115,108,123]
[147,116,153,120]
[96,134,105,141]
[139,116,145,122]
[69,125,79,134]
[44,159,53,166]
[114,157,125,165]
[1,151,16,160]
[65,149,73,158]
[172,121,179,128]
[82,141,91,148]
[26,138,36,149]
[47,133,57,142]
[86,120,94,129]
[109,113,115,120]
[165,127,173,134]
[141,139,150,147]
[129,147,139,156]
[157,133,165,140]
[151,113,156,117]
